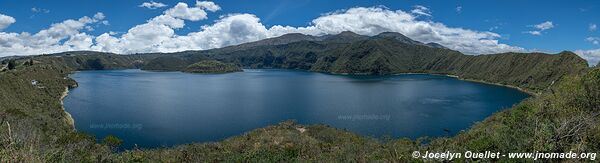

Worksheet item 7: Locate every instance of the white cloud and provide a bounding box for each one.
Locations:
[165,2,216,21]
[93,12,105,20]
[148,15,185,28]
[0,13,16,31]
[526,21,554,36]
[575,49,600,66]
[590,23,597,31]
[0,12,105,55]
[91,1,222,53]
[31,7,50,13]
[411,5,431,17]
[65,33,94,49]
[586,37,599,45]
[139,1,167,9]
[85,26,94,31]
[456,6,462,13]
[181,14,269,50]
[196,1,221,12]
[526,31,541,36]
[534,21,554,30]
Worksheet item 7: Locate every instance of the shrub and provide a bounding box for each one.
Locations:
[102,135,123,150]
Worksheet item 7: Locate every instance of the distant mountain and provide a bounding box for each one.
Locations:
[0,55,24,62]
[231,33,321,50]
[426,42,447,49]
[372,32,447,49]
[373,32,425,45]
[320,31,369,43]
[217,31,370,52]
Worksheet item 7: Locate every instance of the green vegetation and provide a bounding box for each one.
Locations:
[184,60,242,73]
[318,38,587,90]
[103,135,123,150]
[141,56,190,71]
[0,32,598,161]
[0,61,112,162]
[7,60,16,70]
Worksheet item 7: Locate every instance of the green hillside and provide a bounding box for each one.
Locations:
[141,56,190,71]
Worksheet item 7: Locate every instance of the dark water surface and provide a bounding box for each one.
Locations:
[64,69,529,148]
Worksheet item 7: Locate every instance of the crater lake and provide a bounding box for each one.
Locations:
[64,69,529,149]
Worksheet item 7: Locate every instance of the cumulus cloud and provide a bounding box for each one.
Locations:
[139,1,167,9]
[93,13,105,20]
[90,1,223,53]
[0,14,16,31]
[526,21,554,36]
[575,49,600,66]
[0,12,105,55]
[590,23,597,31]
[411,5,431,17]
[165,2,217,21]
[586,37,599,45]
[196,1,221,12]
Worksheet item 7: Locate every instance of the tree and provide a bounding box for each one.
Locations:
[27,58,34,66]
[7,60,16,70]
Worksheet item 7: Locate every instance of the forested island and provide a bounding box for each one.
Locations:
[0,31,598,162]
[183,60,242,73]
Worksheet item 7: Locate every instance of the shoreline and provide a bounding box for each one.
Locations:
[457,77,538,96]
[334,71,537,96]
[134,68,539,96]
[60,87,75,129]
[412,72,539,96]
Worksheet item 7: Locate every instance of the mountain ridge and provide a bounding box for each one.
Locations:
[20,31,590,93]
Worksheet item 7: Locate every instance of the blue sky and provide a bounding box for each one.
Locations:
[0,0,599,64]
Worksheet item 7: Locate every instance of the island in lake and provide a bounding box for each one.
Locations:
[184,60,242,73]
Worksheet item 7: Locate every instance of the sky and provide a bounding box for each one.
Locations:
[0,0,599,65]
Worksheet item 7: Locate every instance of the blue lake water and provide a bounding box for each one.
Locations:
[64,69,529,149]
